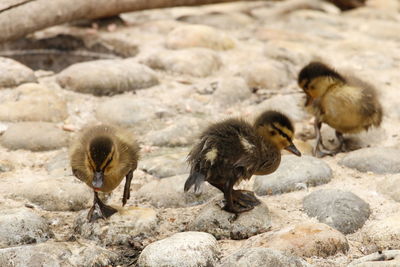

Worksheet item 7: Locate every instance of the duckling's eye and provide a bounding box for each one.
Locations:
[270,131,276,136]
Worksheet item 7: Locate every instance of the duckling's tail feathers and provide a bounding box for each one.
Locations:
[184,172,205,194]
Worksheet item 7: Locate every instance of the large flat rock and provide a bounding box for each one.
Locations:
[246,222,349,257]
[135,174,219,208]
[303,189,370,234]
[377,175,400,202]
[188,195,271,240]
[16,176,92,211]
[145,48,221,77]
[362,213,400,250]
[166,24,235,50]
[74,207,158,246]
[57,59,158,96]
[0,57,36,88]
[1,122,69,151]
[139,151,189,178]
[339,147,400,174]
[0,241,117,267]
[96,96,164,127]
[219,247,310,267]
[254,155,332,196]
[0,83,67,122]
[138,232,220,267]
[0,208,53,248]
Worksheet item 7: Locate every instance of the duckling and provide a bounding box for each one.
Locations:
[70,124,139,222]
[298,61,382,157]
[184,111,301,214]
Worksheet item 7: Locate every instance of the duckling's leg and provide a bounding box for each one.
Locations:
[313,119,336,157]
[335,131,347,152]
[87,192,118,222]
[222,178,237,213]
[122,170,133,206]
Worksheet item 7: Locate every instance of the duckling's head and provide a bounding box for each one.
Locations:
[298,61,345,105]
[254,111,301,156]
[87,135,116,190]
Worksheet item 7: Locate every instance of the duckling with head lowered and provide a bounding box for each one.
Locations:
[70,124,139,222]
[184,111,301,214]
[298,61,382,157]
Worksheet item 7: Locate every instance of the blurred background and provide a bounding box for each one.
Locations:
[0,0,399,266]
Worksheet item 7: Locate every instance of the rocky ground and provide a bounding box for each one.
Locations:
[0,0,400,266]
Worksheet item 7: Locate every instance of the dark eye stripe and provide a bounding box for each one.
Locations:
[271,124,291,142]
[102,157,113,171]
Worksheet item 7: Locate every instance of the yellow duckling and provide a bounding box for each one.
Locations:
[298,61,382,157]
[184,111,301,214]
[70,124,139,221]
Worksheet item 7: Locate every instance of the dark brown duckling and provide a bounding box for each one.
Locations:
[70,124,139,222]
[184,111,301,214]
[298,61,382,157]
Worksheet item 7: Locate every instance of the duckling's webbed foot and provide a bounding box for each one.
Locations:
[313,145,337,158]
[87,192,118,222]
[313,119,337,158]
[221,190,260,214]
[122,170,133,206]
[233,190,261,210]
[221,200,253,214]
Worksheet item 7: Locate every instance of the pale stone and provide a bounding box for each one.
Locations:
[138,232,219,267]
[166,24,235,50]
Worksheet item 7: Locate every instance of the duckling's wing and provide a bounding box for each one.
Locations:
[344,75,383,127]
[185,138,209,193]
[184,171,205,194]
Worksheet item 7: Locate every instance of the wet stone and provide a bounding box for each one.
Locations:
[0,83,68,122]
[246,222,349,257]
[254,155,333,196]
[339,147,400,174]
[0,208,54,248]
[0,241,118,267]
[74,207,158,246]
[166,24,235,51]
[188,195,271,240]
[138,231,219,267]
[17,176,92,211]
[303,189,370,234]
[135,174,219,208]
[57,59,158,96]
[145,48,221,77]
[0,57,36,88]
[0,122,69,151]
[219,247,311,267]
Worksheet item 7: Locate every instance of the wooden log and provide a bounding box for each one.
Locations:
[0,0,252,43]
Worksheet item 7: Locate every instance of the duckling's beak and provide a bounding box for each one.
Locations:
[92,171,104,190]
[285,143,301,157]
